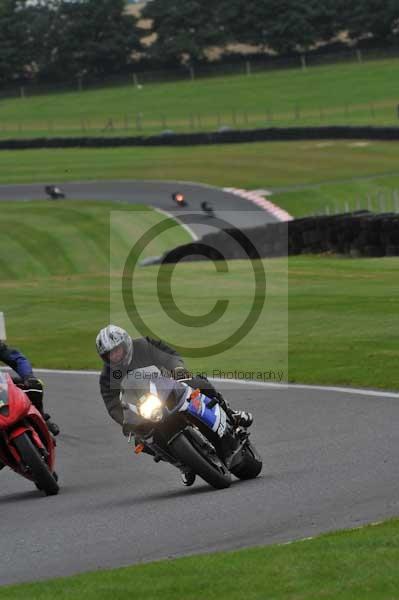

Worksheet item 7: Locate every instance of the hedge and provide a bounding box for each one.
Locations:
[4,126,399,150]
[160,211,399,262]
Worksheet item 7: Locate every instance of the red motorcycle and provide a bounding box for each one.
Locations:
[0,372,59,496]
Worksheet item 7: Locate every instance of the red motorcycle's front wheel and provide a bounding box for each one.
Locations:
[13,433,59,496]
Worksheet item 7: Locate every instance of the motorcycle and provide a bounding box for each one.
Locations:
[0,372,59,496]
[45,185,65,200]
[201,201,215,218]
[172,192,187,207]
[121,370,262,490]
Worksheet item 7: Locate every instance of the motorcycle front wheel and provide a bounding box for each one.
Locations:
[13,433,59,496]
[170,429,231,490]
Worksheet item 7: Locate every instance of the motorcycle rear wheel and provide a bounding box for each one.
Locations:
[170,429,231,490]
[13,433,59,496]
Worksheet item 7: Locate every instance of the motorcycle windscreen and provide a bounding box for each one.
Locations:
[122,370,172,429]
[123,367,183,404]
[0,372,9,415]
[122,370,187,427]
[0,371,9,403]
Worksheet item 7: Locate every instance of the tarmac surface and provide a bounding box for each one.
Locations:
[1,373,399,585]
[0,180,278,240]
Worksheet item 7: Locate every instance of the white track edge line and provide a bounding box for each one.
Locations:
[27,369,399,399]
[278,520,385,546]
[153,207,199,241]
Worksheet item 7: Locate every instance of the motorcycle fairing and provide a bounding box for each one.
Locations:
[0,375,56,473]
[0,373,30,429]
[122,375,229,439]
[122,375,189,428]
[186,391,227,438]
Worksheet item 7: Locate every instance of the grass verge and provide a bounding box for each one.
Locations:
[3,141,399,191]
[1,201,398,389]
[273,172,399,218]
[3,518,399,599]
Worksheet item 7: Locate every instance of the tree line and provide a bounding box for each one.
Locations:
[1,0,399,86]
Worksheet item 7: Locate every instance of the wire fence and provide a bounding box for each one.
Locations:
[260,188,399,220]
[296,188,399,218]
[2,45,399,101]
[1,103,399,139]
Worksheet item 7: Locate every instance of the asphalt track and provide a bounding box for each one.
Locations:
[1,373,399,585]
[0,181,278,241]
[2,182,399,585]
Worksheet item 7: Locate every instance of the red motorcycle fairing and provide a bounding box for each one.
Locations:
[0,374,56,475]
[0,375,30,429]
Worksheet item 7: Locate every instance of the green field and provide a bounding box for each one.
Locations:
[4,518,399,600]
[3,58,399,138]
[4,141,399,189]
[1,201,398,389]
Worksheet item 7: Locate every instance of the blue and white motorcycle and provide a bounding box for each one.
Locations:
[121,370,262,490]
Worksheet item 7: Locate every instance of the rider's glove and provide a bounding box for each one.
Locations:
[172,366,191,380]
[160,366,172,378]
[160,366,191,380]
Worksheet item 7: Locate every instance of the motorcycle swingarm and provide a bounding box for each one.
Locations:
[225,437,249,470]
[131,435,185,470]
[151,442,183,467]
[151,445,186,470]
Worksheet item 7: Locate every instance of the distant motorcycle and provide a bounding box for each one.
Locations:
[201,201,215,218]
[172,192,187,207]
[45,185,65,200]
[122,370,262,490]
[0,373,59,496]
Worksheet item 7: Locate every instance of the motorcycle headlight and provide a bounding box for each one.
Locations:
[137,394,163,422]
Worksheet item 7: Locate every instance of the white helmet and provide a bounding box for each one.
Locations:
[96,325,133,368]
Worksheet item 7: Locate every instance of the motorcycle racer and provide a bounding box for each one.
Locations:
[96,325,253,485]
[0,341,59,437]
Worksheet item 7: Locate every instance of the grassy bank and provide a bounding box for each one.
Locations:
[3,518,399,599]
[3,59,399,137]
[0,201,191,280]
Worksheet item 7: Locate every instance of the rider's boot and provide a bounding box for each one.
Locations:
[231,410,253,429]
[212,392,253,429]
[43,413,60,437]
[24,381,60,437]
